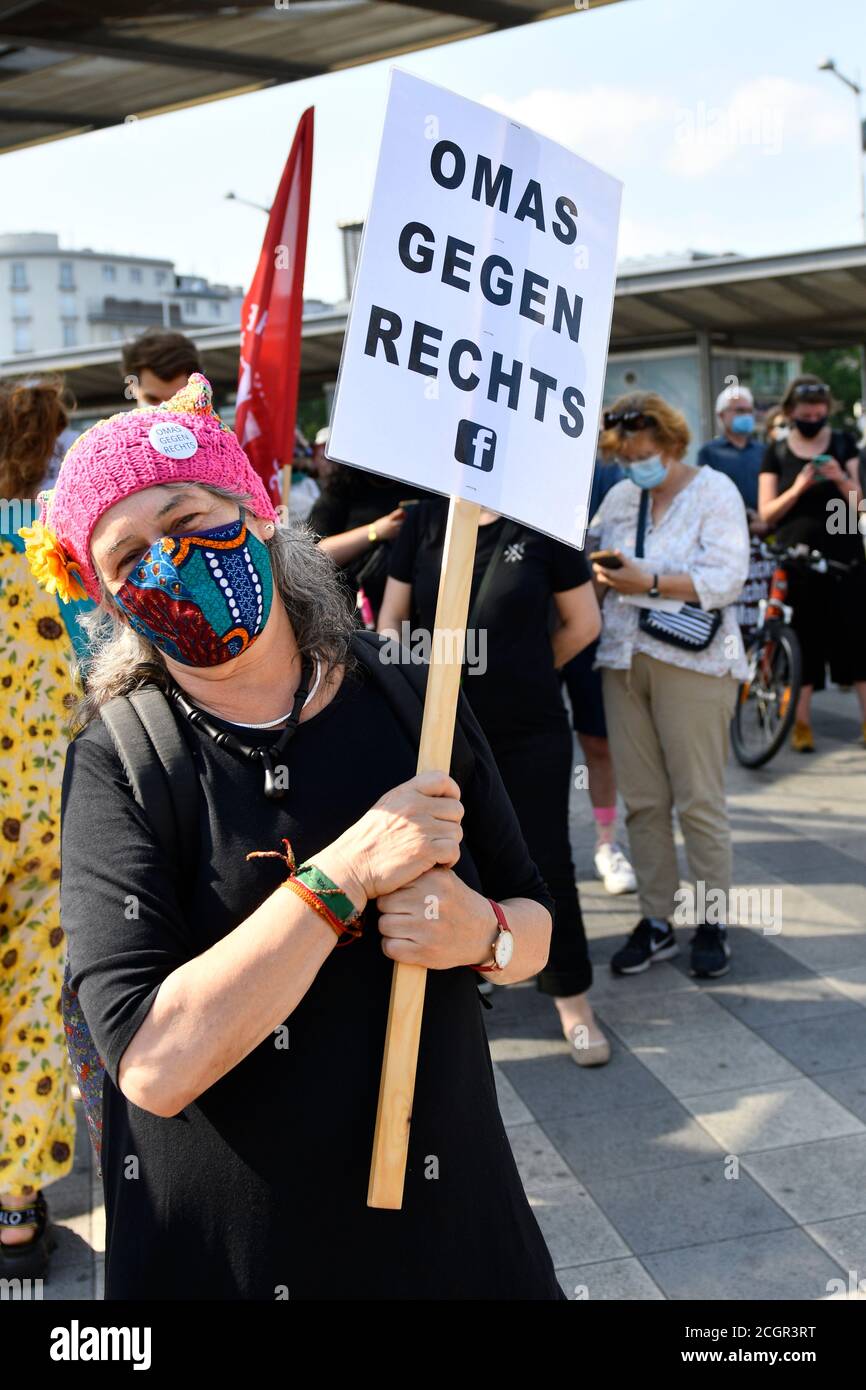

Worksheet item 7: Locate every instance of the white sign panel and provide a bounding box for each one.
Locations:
[327,69,622,548]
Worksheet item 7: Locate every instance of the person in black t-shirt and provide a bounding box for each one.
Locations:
[309,463,435,621]
[380,499,609,1067]
[758,374,866,752]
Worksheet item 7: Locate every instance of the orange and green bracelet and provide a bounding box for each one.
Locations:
[246,838,364,946]
[284,863,364,946]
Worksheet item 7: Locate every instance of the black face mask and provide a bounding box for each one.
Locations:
[793,416,828,439]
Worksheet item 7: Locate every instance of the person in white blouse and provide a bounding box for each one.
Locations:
[588,392,749,979]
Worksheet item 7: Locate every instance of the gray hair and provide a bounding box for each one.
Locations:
[69,483,357,731]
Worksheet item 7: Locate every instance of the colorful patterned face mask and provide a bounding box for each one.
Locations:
[115,510,274,667]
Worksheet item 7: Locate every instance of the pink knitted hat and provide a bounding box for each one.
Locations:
[23,373,278,602]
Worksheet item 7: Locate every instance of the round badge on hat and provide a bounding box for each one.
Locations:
[148,421,198,459]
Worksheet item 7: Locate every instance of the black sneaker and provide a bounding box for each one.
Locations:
[690,924,732,978]
[610,918,678,975]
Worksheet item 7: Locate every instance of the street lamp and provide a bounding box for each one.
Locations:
[225,191,271,215]
[818,57,866,239]
[819,57,866,415]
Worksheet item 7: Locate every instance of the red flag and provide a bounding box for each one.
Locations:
[236,107,314,507]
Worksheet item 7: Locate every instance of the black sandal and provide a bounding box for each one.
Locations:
[0,1192,57,1280]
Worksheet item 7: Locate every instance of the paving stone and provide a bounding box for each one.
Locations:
[804,1213,866,1290]
[498,1043,672,1121]
[557,1257,665,1301]
[527,1180,630,1268]
[706,973,855,1029]
[507,1122,578,1192]
[743,1134,866,1224]
[581,1159,792,1255]
[813,1065,866,1125]
[754,1008,866,1076]
[544,1095,722,1182]
[642,1228,846,1301]
[595,988,740,1048]
[632,1022,798,1097]
[679,1077,864,1153]
[493,1063,533,1127]
[819,967,866,1008]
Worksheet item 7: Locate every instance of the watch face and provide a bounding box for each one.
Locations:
[494,929,514,969]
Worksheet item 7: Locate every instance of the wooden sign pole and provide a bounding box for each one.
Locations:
[368,494,481,1209]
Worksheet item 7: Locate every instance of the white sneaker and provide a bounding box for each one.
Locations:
[593,841,637,895]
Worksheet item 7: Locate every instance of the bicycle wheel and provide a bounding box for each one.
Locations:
[732,625,801,768]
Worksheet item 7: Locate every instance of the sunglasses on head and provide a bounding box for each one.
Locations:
[791,383,830,403]
[603,409,656,432]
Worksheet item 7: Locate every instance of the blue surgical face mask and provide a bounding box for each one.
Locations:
[627,455,668,490]
[731,412,755,434]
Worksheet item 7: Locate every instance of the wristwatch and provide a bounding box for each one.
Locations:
[469,899,514,973]
[367,524,378,544]
[647,573,660,598]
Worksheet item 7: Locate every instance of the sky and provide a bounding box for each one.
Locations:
[1,0,864,305]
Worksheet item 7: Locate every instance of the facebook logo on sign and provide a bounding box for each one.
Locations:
[455,420,497,472]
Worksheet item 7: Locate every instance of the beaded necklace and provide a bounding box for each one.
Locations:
[165,654,315,799]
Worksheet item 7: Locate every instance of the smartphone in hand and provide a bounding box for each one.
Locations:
[590,550,625,571]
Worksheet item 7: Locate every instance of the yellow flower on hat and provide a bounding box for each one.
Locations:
[18,512,88,603]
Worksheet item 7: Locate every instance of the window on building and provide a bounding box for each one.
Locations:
[59,261,75,289]
[11,291,29,317]
[59,291,76,317]
[10,262,27,289]
[102,264,116,282]
[210,301,221,318]
[155,270,167,286]
[62,320,78,348]
[184,299,197,316]
[13,322,32,352]
[130,267,143,284]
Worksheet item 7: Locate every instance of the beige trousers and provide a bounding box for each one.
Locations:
[601,652,740,922]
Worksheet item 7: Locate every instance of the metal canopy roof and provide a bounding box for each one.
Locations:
[611,243,866,353]
[8,243,865,411]
[0,0,623,156]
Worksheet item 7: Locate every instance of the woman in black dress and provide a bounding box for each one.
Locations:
[29,375,565,1300]
[378,499,607,1066]
[758,375,866,751]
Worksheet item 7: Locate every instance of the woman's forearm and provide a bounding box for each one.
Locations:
[117,843,365,1117]
[656,572,700,602]
[759,484,801,527]
[318,526,373,566]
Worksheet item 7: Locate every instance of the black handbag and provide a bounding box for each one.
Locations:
[634,489,722,652]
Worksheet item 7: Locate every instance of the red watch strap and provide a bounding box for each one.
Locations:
[469,899,510,972]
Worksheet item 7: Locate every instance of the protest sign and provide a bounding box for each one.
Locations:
[328,68,621,545]
[327,68,621,1209]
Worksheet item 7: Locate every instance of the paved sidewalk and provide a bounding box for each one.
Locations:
[31,688,866,1301]
[492,687,866,1300]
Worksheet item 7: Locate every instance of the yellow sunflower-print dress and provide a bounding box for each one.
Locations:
[0,518,91,1198]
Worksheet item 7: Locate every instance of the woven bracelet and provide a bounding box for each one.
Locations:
[283,876,363,947]
[294,862,363,926]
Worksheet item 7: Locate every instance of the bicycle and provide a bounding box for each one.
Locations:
[731,541,856,768]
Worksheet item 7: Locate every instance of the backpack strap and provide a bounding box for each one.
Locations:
[99,684,198,878]
[635,488,650,558]
[350,630,476,793]
[63,684,200,1178]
